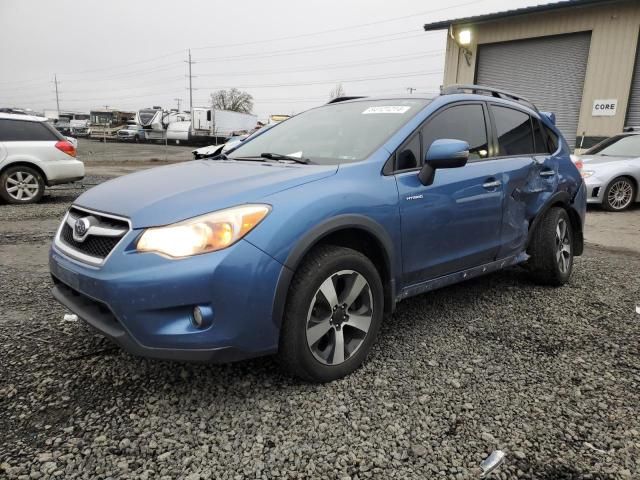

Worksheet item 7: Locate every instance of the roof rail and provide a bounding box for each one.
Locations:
[441,84,539,113]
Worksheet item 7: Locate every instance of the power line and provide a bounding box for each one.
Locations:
[197,32,427,63]
[190,0,480,51]
[198,70,443,90]
[0,0,483,89]
[196,51,444,77]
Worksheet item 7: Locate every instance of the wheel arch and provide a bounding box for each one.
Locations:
[526,191,584,257]
[0,160,48,184]
[607,174,639,201]
[271,215,397,329]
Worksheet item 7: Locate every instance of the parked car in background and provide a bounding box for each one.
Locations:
[192,124,274,159]
[117,124,145,142]
[0,113,84,204]
[573,130,640,211]
[192,134,248,159]
[50,86,585,382]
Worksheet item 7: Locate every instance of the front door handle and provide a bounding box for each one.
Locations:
[482,180,502,189]
[539,169,555,177]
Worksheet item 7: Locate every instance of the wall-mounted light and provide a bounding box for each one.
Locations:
[449,26,473,67]
[458,29,472,46]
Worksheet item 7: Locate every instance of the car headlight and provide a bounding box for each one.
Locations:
[581,170,595,178]
[136,204,270,258]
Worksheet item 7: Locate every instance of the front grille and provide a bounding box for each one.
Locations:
[60,223,121,258]
[56,207,130,264]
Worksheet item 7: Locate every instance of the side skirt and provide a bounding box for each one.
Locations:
[397,252,529,302]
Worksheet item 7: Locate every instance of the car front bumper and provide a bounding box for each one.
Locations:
[49,235,286,362]
[585,179,604,204]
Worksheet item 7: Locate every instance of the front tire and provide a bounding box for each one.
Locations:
[0,165,45,204]
[278,245,384,382]
[602,176,635,211]
[527,207,573,286]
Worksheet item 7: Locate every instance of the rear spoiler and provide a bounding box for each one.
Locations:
[540,111,556,125]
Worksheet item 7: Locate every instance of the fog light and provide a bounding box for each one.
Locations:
[192,306,204,328]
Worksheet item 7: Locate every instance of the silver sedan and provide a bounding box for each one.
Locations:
[575,132,640,211]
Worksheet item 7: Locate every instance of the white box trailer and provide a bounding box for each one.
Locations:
[166,121,191,144]
[191,108,258,143]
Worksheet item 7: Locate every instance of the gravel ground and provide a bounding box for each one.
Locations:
[1,177,639,480]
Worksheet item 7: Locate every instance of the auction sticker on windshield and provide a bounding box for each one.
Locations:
[362,106,411,114]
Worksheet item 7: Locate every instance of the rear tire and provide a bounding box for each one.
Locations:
[527,207,573,286]
[278,245,384,382]
[602,176,636,211]
[0,165,45,204]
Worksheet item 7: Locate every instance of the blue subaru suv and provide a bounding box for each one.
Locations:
[50,85,586,382]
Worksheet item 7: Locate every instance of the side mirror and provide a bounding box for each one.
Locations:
[418,139,469,186]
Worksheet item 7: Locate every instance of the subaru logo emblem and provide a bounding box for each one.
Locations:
[74,217,90,238]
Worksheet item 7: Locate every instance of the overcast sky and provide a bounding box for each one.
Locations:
[0,0,555,120]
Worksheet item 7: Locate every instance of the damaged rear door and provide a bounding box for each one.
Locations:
[487,104,559,259]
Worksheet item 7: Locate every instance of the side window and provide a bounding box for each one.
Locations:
[491,106,534,156]
[422,104,489,161]
[396,132,420,171]
[0,119,60,141]
[532,119,549,154]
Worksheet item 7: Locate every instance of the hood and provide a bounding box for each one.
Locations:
[578,154,638,166]
[75,160,338,228]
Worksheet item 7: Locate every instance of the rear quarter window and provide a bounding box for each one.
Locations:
[544,124,559,153]
[491,105,535,156]
[0,119,62,141]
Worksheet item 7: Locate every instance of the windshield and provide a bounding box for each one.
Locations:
[229,99,429,164]
[588,134,640,157]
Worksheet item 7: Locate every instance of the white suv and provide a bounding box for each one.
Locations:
[0,113,85,204]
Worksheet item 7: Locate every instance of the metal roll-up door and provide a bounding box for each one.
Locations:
[625,37,640,128]
[476,32,591,148]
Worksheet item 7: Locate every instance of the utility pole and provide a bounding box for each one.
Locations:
[406,87,416,94]
[185,49,194,115]
[54,74,61,114]
[174,98,182,112]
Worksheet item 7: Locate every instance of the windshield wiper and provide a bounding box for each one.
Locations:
[227,156,267,162]
[260,152,311,164]
[205,152,227,160]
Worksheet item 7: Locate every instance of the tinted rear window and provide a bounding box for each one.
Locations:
[0,119,62,141]
[491,106,535,156]
[544,125,559,153]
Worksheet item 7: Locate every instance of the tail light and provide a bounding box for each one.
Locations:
[55,140,77,157]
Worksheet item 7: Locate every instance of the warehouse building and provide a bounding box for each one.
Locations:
[424,0,640,150]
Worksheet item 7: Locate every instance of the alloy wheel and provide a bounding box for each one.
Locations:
[607,179,633,210]
[305,269,373,366]
[5,171,40,201]
[555,218,571,274]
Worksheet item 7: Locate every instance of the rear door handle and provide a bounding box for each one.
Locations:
[540,169,555,177]
[483,180,502,189]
